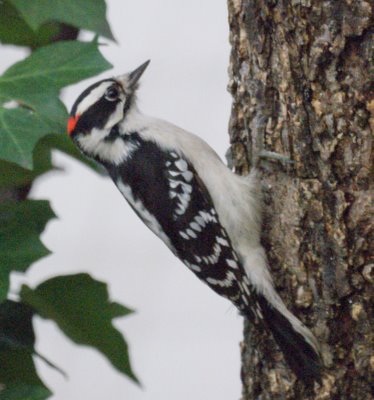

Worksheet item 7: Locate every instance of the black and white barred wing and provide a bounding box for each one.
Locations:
[166,153,322,383]
[112,141,257,320]
[164,152,254,314]
[112,141,321,383]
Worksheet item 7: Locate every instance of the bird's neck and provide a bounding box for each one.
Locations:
[119,105,148,135]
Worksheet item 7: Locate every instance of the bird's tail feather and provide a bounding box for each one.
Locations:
[255,293,322,385]
[241,248,322,384]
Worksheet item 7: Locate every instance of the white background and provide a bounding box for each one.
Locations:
[5,1,243,399]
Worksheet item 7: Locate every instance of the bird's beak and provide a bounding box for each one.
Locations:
[129,60,151,87]
[117,60,151,90]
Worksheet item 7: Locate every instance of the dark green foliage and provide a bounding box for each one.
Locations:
[0,40,112,168]
[0,200,55,301]
[0,1,137,398]
[0,300,51,399]
[0,1,60,48]
[21,274,137,382]
[9,0,115,41]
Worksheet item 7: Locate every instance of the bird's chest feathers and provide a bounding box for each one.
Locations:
[112,145,176,251]
[109,139,194,234]
[77,128,138,165]
[112,141,171,205]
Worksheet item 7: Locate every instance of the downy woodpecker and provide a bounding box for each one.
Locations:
[67,61,322,384]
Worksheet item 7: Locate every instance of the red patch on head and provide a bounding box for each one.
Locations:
[67,115,79,135]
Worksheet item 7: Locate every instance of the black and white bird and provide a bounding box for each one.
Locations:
[67,61,322,384]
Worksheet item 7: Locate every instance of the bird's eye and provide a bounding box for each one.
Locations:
[105,86,120,101]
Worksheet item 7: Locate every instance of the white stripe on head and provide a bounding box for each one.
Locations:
[76,81,113,117]
[104,101,125,129]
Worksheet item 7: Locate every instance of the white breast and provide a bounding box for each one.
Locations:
[77,128,137,165]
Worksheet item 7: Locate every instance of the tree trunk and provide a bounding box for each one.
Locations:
[227,1,373,399]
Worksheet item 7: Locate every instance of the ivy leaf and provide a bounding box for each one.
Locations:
[0,201,55,302]
[9,0,114,41]
[38,133,103,174]
[0,300,35,351]
[0,384,51,400]
[35,97,68,135]
[21,274,138,383]
[0,1,60,48]
[0,133,64,189]
[0,108,51,169]
[0,40,112,169]
[0,300,52,400]
[0,40,112,90]
[0,133,103,189]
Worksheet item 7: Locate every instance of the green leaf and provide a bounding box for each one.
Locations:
[0,384,51,400]
[1,40,112,90]
[0,134,58,189]
[42,133,107,181]
[0,200,55,301]
[0,159,38,189]
[39,133,103,174]
[35,97,68,134]
[9,0,114,40]
[0,1,60,48]
[0,40,112,168]
[0,300,51,399]
[0,133,103,190]
[0,108,51,169]
[0,300,35,351]
[21,274,138,383]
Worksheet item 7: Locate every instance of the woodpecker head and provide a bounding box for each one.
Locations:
[67,60,150,154]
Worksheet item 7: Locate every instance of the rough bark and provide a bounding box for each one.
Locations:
[227,1,373,399]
